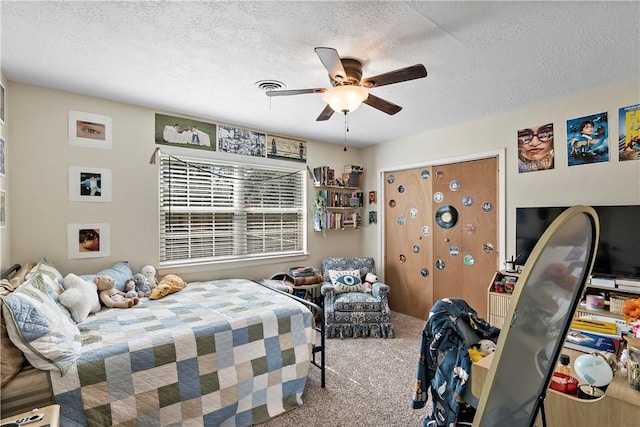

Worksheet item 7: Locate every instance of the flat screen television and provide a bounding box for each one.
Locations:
[516,205,640,280]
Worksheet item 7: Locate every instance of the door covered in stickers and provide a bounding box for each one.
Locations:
[384,157,498,319]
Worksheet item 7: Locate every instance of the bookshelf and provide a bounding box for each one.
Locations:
[312,165,364,231]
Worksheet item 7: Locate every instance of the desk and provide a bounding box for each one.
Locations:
[0,404,60,427]
[472,348,640,426]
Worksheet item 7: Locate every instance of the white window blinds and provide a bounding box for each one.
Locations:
[159,154,306,265]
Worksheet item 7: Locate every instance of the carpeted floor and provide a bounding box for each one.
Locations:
[258,311,432,426]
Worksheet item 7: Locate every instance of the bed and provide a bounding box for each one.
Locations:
[1,261,324,426]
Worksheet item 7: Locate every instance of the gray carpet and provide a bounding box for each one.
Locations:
[258,311,432,426]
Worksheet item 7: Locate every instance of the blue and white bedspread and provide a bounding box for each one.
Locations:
[49,279,314,426]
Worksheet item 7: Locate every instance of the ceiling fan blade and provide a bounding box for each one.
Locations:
[363,94,403,115]
[315,47,347,82]
[316,105,335,121]
[361,64,427,88]
[266,88,326,97]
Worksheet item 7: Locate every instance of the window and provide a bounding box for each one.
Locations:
[159,154,306,266]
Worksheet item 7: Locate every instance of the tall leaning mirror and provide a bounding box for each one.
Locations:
[474,205,599,427]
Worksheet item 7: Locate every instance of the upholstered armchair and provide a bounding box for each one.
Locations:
[320,257,394,339]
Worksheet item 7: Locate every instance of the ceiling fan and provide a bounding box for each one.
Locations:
[265,47,428,121]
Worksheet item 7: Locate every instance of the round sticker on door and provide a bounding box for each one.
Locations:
[449,246,460,256]
[464,224,476,234]
[387,175,395,184]
[482,201,493,213]
[449,180,460,191]
[463,254,475,266]
[462,196,474,206]
[410,208,418,218]
[421,225,431,236]
[389,200,396,208]
[435,259,446,270]
[398,185,406,194]
[421,170,430,180]
[435,205,459,229]
[413,244,420,253]
[420,268,430,278]
[397,216,406,226]
[482,243,494,253]
[433,192,444,203]
[399,254,406,263]
[435,171,444,180]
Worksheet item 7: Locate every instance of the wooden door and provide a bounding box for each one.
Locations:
[384,157,498,319]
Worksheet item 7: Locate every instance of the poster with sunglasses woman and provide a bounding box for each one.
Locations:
[517,123,555,173]
[566,112,609,166]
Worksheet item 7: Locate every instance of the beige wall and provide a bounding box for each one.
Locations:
[5,82,363,281]
[0,73,7,269]
[361,81,640,273]
[4,80,640,281]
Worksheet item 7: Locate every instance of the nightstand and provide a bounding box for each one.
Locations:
[0,404,60,427]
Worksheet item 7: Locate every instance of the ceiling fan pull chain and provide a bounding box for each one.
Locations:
[343,111,349,151]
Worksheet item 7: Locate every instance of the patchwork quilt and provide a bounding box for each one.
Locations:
[49,279,314,426]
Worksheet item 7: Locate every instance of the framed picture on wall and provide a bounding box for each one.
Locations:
[618,104,640,162]
[566,111,609,166]
[154,113,217,151]
[69,110,112,149]
[218,125,266,158]
[68,166,112,202]
[0,190,6,228]
[0,137,5,177]
[67,223,110,259]
[266,134,307,162]
[0,81,5,124]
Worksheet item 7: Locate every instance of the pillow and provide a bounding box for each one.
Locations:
[26,258,65,295]
[80,261,133,291]
[328,269,365,294]
[2,273,81,375]
[59,273,101,323]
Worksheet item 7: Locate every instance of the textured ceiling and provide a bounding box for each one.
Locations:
[1,1,639,148]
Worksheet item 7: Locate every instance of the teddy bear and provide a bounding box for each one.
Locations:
[149,274,186,300]
[124,280,139,299]
[133,273,151,298]
[94,275,139,308]
[363,272,378,292]
[140,265,158,289]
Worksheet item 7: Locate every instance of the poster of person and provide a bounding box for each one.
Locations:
[566,112,609,166]
[154,113,216,151]
[218,125,265,158]
[266,134,307,162]
[618,104,640,162]
[517,123,555,173]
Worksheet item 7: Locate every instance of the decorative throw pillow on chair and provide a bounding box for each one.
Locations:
[328,269,365,293]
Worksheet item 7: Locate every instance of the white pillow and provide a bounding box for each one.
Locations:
[2,273,81,374]
[328,269,365,294]
[59,273,101,323]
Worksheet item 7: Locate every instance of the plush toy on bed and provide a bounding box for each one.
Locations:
[95,275,139,308]
[133,273,151,298]
[468,339,497,363]
[124,280,139,299]
[140,265,158,289]
[362,272,378,292]
[59,273,102,323]
[149,274,187,300]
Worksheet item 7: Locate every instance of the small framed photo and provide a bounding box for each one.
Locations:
[68,223,110,259]
[68,166,112,202]
[0,137,5,177]
[0,190,6,228]
[0,81,5,124]
[69,110,112,149]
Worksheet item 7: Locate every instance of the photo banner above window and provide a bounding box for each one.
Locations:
[158,153,306,266]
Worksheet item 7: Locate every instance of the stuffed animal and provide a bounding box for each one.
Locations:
[140,265,158,289]
[149,274,186,300]
[124,280,139,299]
[469,339,497,362]
[363,272,378,292]
[95,275,139,308]
[133,273,151,298]
[59,273,102,323]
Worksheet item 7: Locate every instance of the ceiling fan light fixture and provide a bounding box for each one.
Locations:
[322,85,368,113]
